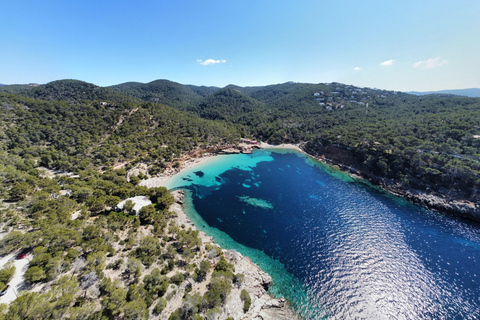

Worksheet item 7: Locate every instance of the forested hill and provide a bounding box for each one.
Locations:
[408,88,480,98]
[0,90,240,172]
[2,78,480,210]
[110,80,480,206]
[0,80,140,105]
[109,80,220,111]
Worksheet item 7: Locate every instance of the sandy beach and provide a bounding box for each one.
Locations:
[140,142,304,189]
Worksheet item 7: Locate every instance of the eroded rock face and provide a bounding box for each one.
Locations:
[450,200,480,221]
[223,249,272,299]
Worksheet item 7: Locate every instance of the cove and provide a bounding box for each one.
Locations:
[164,149,480,319]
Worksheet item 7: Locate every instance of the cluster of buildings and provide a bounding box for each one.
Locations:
[312,85,372,111]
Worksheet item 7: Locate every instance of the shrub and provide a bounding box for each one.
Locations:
[154,298,167,315]
[0,262,16,284]
[240,289,251,313]
[169,272,184,286]
[204,278,231,308]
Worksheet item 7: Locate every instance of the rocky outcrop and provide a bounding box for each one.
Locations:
[221,249,297,320]
[302,144,480,223]
[382,185,480,222]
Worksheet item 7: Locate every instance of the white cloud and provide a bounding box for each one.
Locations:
[353,67,362,71]
[197,59,227,66]
[413,57,448,69]
[380,60,395,66]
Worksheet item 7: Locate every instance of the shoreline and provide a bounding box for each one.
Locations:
[302,146,480,223]
[139,142,305,189]
[139,143,303,319]
[140,141,480,222]
[137,141,479,318]
[166,190,300,319]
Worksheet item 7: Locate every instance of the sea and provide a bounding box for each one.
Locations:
[163,148,480,319]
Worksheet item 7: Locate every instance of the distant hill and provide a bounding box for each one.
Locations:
[110,79,220,111]
[408,88,480,98]
[0,79,139,105]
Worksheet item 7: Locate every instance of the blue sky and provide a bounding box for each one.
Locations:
[2,0,479,91]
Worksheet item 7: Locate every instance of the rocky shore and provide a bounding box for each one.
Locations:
[138,140,480,222]
[380,182,480,222]
[302,144,480,223]
[168,190,299,320]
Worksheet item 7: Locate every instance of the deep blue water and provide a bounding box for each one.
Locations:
[165,149,480,319]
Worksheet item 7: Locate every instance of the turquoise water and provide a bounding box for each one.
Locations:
[165,149,480,319]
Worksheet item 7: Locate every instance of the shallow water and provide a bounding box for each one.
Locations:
[165,149,480,319]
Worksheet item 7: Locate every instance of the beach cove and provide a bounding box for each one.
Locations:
[142,147,480,319]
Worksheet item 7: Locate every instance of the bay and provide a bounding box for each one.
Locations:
[164,149,480,319]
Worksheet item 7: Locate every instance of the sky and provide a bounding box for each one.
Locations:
[1,0,479,92]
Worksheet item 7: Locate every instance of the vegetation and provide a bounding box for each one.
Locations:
[240,289,251,313]
[0,77,479,318]
[109,80,480,202]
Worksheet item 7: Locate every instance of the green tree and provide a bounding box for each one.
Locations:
[24,266,47,283]
[125,257,142,280]
[0,262,16,285]
[124,200,135,214]
[9,181,34,200]
[143,268,169,299]
[195,260,210,282]
[153,298,167,315]
[138,204,157,224]
[204,277,231,308]
[102,287,127,318]
[123,298,148,320]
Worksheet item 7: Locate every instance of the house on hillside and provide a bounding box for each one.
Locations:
[117,196,152,214]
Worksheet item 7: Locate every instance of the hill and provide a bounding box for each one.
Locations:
[0,91,240,171]
[0,79,140,105]
[112,80,480,213]
[408,88,480,98]
[110,79,220,111]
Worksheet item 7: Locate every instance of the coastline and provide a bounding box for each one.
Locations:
[301,144,480,223]
[139,142,305,189]
[137,140,479,319]
[165,190,299,320]
[140,140,480,222]
[138,144,302,319]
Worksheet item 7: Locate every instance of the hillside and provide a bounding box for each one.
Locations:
[112,80,480,216]
[1,78,480,318]
[0,80,140,105]
[0,88,275,319]
[0,91,240,172]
